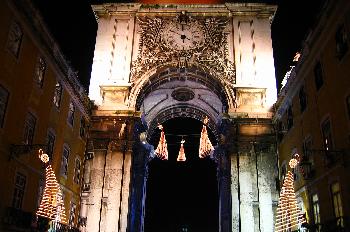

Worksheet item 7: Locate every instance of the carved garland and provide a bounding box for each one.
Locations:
[129,13,236,107]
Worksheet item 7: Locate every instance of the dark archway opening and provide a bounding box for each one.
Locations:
[144,117,218,232]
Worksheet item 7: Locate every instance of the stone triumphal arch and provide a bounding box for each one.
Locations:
[81,3,278,232]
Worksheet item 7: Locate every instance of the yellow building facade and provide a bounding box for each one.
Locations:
[274,0,350,230]
[0,0,89,231]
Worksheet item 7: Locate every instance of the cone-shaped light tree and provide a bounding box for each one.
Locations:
[199,116,214,158]
[177,139,186,162]
[275,154,306,231]
[36,149,67,224]
[155,124,168,160]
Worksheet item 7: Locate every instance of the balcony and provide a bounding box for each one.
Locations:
[307,216,349,232]
[2,207,33,229]
[48,221,80,232]
[37,216,79,232]
[305,149,348,169]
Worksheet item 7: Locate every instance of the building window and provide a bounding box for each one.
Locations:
[335,24,348,60]
[12,172,26,209]
[331,182,344,227]
[60,146,70,178]
[298,86,307,113]
[287,105,293,130]
[346,95,350,119]
[53,82,62,108]
[303,137,313,161]
[67,102,75,126]
[6,21,23,58]
[46,130,55,160]
[23,112,36,145]
[0,85,9,128]
[80,117,86,138]
[73,158,81,184]
[314,61,324,91]
[35,57,46,88]
[321,118,333,151]
[69,202,77,226]
[311,194,321,226]
[280,163,287,183]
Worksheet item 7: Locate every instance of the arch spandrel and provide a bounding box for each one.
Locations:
[127,12,236,109]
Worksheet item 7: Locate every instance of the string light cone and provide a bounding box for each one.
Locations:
[275,155,306,232]
[199,116,214,158]
[36,149,67,224]
[155,124,168,160]
[177,139,187,162]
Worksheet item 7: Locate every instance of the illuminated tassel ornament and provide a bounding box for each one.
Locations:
[275,157,306,231]
[177,139,186,162]
[36,149,67,224]
[199,117,214,158]
[155,125,168,160]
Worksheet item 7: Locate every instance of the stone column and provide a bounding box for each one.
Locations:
[231,154,240,232]
[100,139,132,232]
[239,153,255,232]
[217,149,232,232]
[85,139,109,232]
[255,145,277,232]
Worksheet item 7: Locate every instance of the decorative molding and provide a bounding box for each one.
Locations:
[129,12,235,107]
[147,104,218,139]
[236,87,266,109]
[171,88,195,102]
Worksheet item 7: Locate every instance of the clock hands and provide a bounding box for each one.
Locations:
[169,30,191,41]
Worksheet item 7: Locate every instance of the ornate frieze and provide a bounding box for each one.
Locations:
[130,12,235,93]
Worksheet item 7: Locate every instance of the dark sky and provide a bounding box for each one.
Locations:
[33,0,325,91]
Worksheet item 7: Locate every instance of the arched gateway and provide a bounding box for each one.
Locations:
[81,3,278,232]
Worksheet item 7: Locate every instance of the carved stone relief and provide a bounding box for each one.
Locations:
[129,12,236,107]
[236,87,266,110]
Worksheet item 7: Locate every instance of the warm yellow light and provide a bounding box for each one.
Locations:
[36,157,67,224]
[275,166,306,231]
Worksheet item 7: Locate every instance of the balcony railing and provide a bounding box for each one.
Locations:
[2,207,33,228]
[36,216,79,232]
[49,221,80,232]
[306,216,349,232]
[306,149,348,168]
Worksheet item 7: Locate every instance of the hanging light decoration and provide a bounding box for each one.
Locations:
[177,139,187,162]
[155,125,168,160]
[36,149,67,224]
[275,155,306,232]
[199,116,214,158]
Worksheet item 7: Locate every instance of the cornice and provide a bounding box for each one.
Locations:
[92,2,277,18]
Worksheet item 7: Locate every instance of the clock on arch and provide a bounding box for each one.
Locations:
[162,16,204,51]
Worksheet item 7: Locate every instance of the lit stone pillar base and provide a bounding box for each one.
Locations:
[257,149,277,232]
[239,154,255,232]
[86,149,107,232]
[101,149,131,232]
[231,154,240,231]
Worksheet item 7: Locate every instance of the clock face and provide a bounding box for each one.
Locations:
[162,21,204,51]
